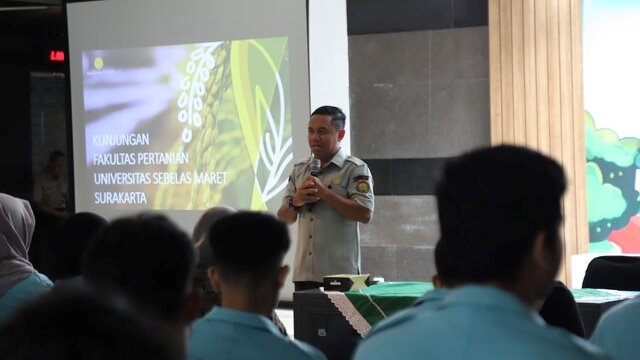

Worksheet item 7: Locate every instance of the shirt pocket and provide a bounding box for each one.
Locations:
[332,184,348,197]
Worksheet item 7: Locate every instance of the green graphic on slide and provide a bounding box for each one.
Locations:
[154,38,291,211]
[84,37,291,212]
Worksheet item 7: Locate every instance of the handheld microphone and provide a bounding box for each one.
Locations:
[310,158,321,177]
[308,158,321,211]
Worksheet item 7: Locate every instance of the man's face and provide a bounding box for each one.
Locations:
[51,157,66,178]
[308,114,344,162]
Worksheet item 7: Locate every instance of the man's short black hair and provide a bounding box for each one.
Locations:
[311,105,346,130]
[0,286,180,360]
[208,211,290,284]
[52,212,108,280]
[83,213,195,322]
[435,145,566,284]
[48,150,65,163]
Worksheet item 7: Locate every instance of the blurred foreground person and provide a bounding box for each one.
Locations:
[354,145,608,360]
[0,286,180,360]
[83,214,202,355]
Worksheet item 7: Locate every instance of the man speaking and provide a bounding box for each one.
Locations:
[278,106,374,291]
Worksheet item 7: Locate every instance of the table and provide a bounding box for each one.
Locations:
[571,288,639,337]
[294,283,636,360]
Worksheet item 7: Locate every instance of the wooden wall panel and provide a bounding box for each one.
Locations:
[489,0,587,286]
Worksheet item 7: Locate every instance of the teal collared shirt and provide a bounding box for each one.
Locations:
[188,307,326,360]
[0,272,53,325]
[591,297,640,360]
[355,285,610,360]
[366,288,450,337]
[284,148,374,282]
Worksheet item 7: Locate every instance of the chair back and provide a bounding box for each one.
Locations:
[582,255,640,290]
[539,281,586,338]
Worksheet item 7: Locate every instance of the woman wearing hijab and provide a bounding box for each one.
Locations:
[0,193,53,325]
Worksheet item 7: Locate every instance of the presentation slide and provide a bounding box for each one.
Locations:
[67,0,312,225]
[82,38,291,213]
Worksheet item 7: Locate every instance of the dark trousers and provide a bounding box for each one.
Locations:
[294,281,323,291]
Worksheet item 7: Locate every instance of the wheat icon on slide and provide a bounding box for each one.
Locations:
[177,43,221,143]
[255,65,292,203]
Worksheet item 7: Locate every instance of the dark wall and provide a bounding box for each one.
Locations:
[347,0,488,35]
[0,8,66,199]
[0,66,32,198]
[347,0,490,281]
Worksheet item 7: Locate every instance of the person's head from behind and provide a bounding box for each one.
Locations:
[192,205,236,269]
[308,105,346,162]
[52,212,107,280]
[83,213,201,344]
[47,150,66,178]
[207,211,290,315]
[435,145,566,306]
[191,205,236,315]
[0,286,180,360]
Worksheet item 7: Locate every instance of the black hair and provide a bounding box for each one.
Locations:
[51,212,108,280]
[311,105,346,130]
[435,145,566,284]
[0,286,180,360]
[83,213,195,322]
[191,206,236,314]
[208,211,290,285]
[48,150,65,164]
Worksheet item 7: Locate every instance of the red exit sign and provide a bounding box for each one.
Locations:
[49,50,65,62]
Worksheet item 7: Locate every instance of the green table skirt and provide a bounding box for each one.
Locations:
[343,282,433,325]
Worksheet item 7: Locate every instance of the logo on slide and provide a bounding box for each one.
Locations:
[93,57,104,70]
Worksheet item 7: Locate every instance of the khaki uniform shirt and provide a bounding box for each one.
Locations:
[283,148,374,282]
[33,172,68,209]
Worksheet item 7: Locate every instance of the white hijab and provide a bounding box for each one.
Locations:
[0,193,36,296]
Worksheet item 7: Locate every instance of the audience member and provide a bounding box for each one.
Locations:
[0,193,53,325]
[354,145,609,360]
[30,150,70,275]
[188,211,326,360]
[0,286,180,360]
[83,213,202,353]
[32,150,69,219]
[191,205,288,335]
[192,206,237,313]
[363,239,459,338]
[51,212,107,283]
[590,297,640,360]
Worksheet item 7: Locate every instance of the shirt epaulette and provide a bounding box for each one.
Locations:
[293,159,309,167]
[345,155,366,167]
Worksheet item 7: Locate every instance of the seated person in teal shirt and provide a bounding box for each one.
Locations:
[366,244,458,336]
[188,211,326,360]
[590,297,640,360]
[0,193,53,325]
[83,214,203,356]
[354,145,609,360]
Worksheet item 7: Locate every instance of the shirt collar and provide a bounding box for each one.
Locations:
[328,147,347,168]
[444,285,539,320]
[413,288,449,308]
[204,307,282,336]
